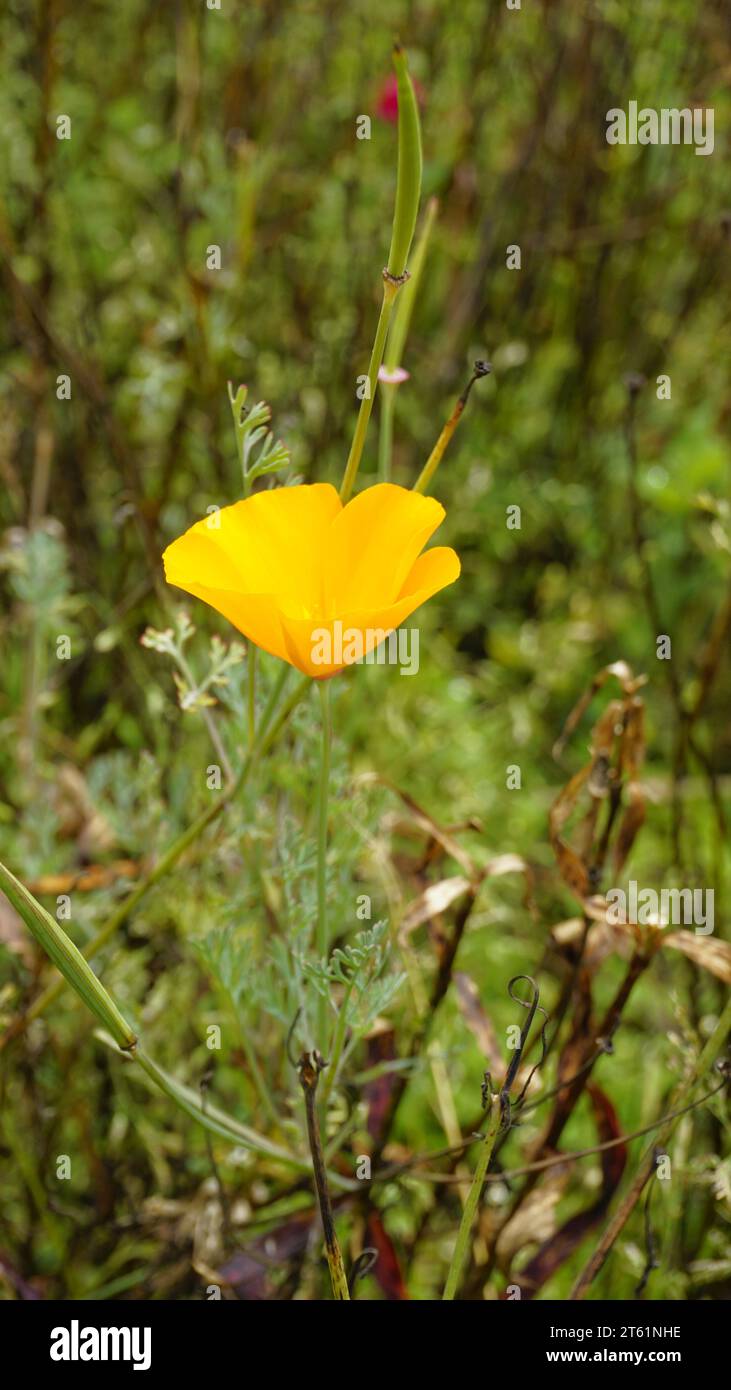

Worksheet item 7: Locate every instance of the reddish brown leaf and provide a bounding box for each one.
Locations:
[365,1209,409,1300]
[549,764,591,898]
[515,1083,627,1298]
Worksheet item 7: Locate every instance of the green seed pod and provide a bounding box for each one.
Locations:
[386,44,423,279]
[0,858,137,1050]
[385,195,438,372]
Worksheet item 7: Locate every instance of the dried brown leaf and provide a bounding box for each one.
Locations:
[400,875,472,935]
[454,972,504,1073]
[359,772,477,877]
[664,931,731,985]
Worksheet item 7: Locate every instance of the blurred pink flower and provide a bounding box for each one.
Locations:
[378,365,410,385]
[376,72,425,124]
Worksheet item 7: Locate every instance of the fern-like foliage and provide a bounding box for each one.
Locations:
[227,381,291,490]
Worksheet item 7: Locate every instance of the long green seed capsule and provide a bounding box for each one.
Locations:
[0,858,137,1050]
[386,44,423,279]
[385,195,438,374]
[339,43,423,504]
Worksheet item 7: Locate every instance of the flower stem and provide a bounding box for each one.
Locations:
[247,645,257,748]
[378,384,396,482]
[442,1091,502,1300]
[315,678,332,1048]
[298,1049,350,1299]
[175,647,234,784]
[339,275,402,504]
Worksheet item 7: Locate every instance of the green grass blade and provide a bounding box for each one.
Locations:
[0,858,137,1050]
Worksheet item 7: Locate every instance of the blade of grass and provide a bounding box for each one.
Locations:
[109,1039,357,1191]
[0,859,136,1050]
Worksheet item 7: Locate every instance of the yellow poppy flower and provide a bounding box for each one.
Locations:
[162,482,460,678]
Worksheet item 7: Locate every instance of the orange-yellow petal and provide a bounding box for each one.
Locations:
[276,545,461,677]
[162,482,460,678]
[324,483,447,611]
[163,483,341,610]
[360,543,461,633]
[164,573,293,665]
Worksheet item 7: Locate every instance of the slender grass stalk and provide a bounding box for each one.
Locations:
[442,1090,503,1300]
[259,658,289,719]
[298,1049,351,1299]
[315,678,332,1048]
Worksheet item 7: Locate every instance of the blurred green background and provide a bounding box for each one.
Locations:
[0,0,730,1300]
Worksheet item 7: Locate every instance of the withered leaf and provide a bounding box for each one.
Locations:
[553,661,646,760]
[400,875,473,935]
[358,772,476,877]
[664,931,731,985]
[454,972,504,1074]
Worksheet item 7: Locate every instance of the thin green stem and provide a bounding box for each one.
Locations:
[175,648,234,784]
[320,977,355,1109]
[378,384,396,482]
[243,384,257,747]
[247,645,257,748]
[339,277,401,504]
[442,1093,502,1300]
[257,660,289,737]
[315,678,332,1048]
[238,1024,279,1127]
